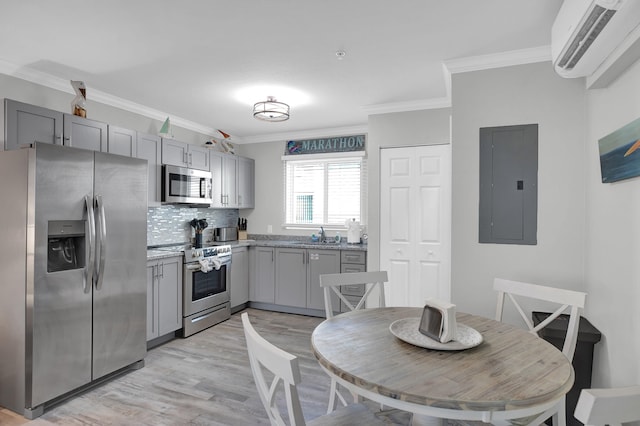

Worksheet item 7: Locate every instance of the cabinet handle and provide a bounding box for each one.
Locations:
[189,152,193,165]
[56,133,63,145]
[159,263,164,279]
[183,152,188,164]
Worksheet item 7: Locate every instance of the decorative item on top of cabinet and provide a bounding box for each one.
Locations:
[147,256,182,345]
[161,138,209,171]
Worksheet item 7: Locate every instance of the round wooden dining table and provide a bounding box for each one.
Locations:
[311,307,574,426]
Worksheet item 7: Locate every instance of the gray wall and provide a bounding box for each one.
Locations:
[450,62,587,321]
[366,109,451,271]
[584,58,640,388]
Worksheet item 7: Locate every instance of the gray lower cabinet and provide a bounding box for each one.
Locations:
[230,246,249,311]
[250,247,275,303]
[274,248,341,312]
[275,248,307,308]
[307,249,341,311]
[340,250,367,313]
[146,256,182,341]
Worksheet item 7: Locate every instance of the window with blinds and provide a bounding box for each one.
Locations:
[284,156,365,227]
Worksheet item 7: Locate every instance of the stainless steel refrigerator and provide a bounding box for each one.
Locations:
[0,143,147,418]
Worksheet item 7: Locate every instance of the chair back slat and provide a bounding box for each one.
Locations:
[242,313,306,426]
[574,386,640,426]
[494,278,587,361]
[320,271,388,319]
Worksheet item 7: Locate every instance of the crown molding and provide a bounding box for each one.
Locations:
[0,59,218,137]
[238,124,368,144]
[444,45,552,75]
[361,97,451,115]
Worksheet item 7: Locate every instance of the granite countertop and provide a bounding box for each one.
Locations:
[249,240,367,251]
[147,249,184,261]
[147,238,366,260]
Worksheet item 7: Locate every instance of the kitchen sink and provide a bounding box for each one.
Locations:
[289,240,340,245]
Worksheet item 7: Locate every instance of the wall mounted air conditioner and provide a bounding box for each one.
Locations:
[552,0,640,79]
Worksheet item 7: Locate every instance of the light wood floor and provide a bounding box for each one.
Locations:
[1,308,411,425]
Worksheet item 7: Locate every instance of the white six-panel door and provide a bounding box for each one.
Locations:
[380,144,451,307]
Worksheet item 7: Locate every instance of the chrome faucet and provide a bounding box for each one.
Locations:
[320,226,326,243]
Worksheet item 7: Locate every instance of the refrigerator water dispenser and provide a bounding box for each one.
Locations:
[47,220,86,272]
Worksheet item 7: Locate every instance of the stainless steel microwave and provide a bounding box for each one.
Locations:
[162,165,213,205]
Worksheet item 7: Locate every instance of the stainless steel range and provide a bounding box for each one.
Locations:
[182,244,231,336]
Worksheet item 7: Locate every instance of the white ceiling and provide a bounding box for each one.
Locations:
[0,1,562,143]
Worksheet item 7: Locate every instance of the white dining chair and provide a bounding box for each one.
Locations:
[319,270,388,319]
[318,271,389,413]
[574,386,640,426]
[241,312,387,426]
[493,277,587,426]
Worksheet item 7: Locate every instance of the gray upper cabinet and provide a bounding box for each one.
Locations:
[136,132,162,206]
[238,156,255,209]
[107,126,136,157]
[210,151,254,209]
[161,138,209,171]
[210,151,238,208]
[63,114,107,152]
[4,99,109,153]
[4,99,63,150]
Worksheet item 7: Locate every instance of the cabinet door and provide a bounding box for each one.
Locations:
[231,247,249,308]
[275,248,307,308]
[307,250,341,311]
[252,247,275,303]
[146,262,159,341]
[63,114,107,151]
[188,145,210,171]
[222,155,238,207]
[162,138,188,167]
[209,151,224,207]
[108,125,136,157]
[158,257,182,336]
[4,99,63,150]
[238,156,255,208]
[136,132,162,206]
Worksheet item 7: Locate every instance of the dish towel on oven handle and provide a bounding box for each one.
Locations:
[198,258,212,273]
[211,257,222,270]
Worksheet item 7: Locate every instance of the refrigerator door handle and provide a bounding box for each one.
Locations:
[84,195,95,294]
[94,195,107,291]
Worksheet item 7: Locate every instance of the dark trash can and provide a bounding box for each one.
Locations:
[532,311,601,426]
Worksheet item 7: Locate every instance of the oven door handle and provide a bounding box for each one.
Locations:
[186,264,202,271]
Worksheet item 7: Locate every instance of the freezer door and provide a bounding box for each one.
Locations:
[92,152,147,379]
[31,143,94,408]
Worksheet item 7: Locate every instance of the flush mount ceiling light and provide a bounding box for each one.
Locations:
[253,96,290,122]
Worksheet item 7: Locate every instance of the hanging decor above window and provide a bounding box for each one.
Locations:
[285,134,366,155]
[253,96,290,122]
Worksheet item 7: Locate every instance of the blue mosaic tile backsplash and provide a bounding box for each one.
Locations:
[147,205,239,247]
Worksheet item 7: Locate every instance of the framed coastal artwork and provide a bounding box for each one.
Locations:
[599,116,640,183]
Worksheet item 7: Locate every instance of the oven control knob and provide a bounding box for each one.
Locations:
[192,250,200,258]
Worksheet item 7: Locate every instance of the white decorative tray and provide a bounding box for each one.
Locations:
[389,317,483,351]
